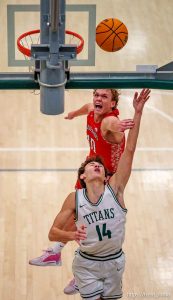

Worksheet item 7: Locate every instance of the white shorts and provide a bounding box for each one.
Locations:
[72,250,125,300]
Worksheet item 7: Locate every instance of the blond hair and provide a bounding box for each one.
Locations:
[93,89,120,108]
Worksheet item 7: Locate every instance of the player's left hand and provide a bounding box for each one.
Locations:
[64,111,76,120]
[133,88,151,113]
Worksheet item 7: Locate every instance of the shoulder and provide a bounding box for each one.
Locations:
[87,107,94,115]
[87,109,94,120]
[103,114,118,121]
[85,103,94,115]
[103,109,119,119]
[62,192,76,210]
[67,191,76,202]
[68,191,76,198]
[101,115,118,126]
[108,180,126,209]
[102,110,119,122]
[88,103,94,112]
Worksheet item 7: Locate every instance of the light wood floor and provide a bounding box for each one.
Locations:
[0,0,173,300]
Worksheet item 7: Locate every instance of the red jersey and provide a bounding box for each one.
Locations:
[87,109,125,174]
[75,108,125,189]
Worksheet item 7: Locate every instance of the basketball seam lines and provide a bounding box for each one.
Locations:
[96,21,127,50]
[98,21,124,33]
[99,30,126,49]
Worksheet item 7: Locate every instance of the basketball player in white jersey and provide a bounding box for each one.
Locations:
[48,88,150,300]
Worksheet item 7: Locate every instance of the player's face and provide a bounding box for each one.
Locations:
[81,161,106,183]
[93,89,115,115]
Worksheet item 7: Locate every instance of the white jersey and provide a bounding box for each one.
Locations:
[75,184,127,258]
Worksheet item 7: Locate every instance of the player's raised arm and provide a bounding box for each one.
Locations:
[109,88,151,192]
[64,103,93,120]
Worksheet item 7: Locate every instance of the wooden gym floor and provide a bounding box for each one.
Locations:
[0,0,173,299]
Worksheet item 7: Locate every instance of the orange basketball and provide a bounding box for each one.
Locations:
[96,18,128,52]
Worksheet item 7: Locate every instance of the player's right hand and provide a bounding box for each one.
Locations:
[74,225,87,243]
[64,112,75,120]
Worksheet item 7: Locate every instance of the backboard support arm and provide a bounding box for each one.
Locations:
[1,63,173,89]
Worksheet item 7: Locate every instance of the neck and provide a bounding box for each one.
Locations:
[94,113,104,123]
[94,109,112,123]
[86,181,105,203]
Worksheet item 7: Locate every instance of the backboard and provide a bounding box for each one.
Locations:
[1,0,173,74]
[1,0,173,115]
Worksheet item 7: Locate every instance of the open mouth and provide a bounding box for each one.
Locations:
[94,168,100,173]
[94,103,103,110]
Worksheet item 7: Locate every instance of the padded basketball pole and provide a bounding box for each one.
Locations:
[31,0,77,115]
[40,0,65,115]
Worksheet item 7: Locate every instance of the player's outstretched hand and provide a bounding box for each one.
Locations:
[133,88,151,113]
[118,119,135,132]
[64,112,75,120]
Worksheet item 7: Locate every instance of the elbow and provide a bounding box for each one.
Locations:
[117,133,124,144]
[48,228,56,241]
[48,231,53,241]
[111,132,124,144]
[116,132,125,144]
[126,145,136,156]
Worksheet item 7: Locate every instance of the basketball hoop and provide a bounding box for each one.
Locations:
[17,29,84,57]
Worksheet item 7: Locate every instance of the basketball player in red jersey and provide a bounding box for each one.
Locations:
[29,89,147,294]
[65,89,134,188]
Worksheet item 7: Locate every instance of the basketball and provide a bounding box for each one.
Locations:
[96,18,128,52]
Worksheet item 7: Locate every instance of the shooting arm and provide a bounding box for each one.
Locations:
[114,111,142,188]
[110,88,150,191]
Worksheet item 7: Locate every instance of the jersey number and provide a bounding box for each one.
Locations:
[96,223,112,241]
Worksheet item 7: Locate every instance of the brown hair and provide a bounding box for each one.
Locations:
[93,89,120,108]
[78,155,108,188]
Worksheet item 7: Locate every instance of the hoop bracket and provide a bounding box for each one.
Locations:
[31,44,77,61]
[16,27,84,115]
